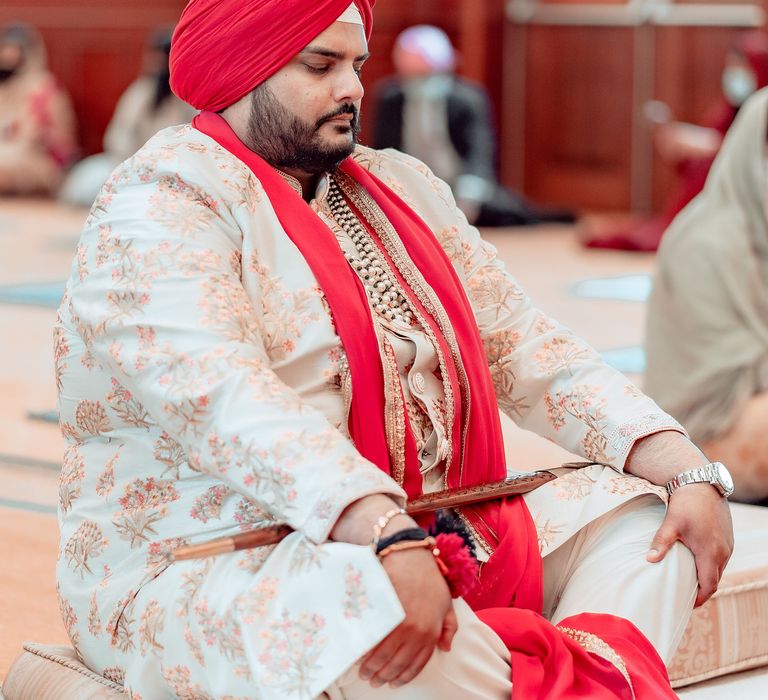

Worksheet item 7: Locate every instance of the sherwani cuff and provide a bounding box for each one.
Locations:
[606,412,688,473]
[299,468,407,544]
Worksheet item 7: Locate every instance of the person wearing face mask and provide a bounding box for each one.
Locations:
[59,26,196,206]
[584,30,768,251]
[0,22,78,195]
[373,25,575,227]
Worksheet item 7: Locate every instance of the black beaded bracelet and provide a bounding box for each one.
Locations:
[375,527,429,555]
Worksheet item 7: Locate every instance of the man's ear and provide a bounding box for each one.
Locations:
[219,91,253,142]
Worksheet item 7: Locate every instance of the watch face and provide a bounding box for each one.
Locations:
[716,463,734,494]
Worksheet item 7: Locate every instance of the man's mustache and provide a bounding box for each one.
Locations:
[315,104,359,129]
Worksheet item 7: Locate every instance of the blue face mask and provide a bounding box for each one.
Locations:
[722,66,757,106]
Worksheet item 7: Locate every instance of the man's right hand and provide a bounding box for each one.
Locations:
[330,494,459,687]
[358,546,457,689]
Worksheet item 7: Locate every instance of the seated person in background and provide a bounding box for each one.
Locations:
[645,87,768,503]
[0,22,78,195]
[373,25,574,227]
[55,1,732,698]
[585,30,768,251]
[59,26,196,206]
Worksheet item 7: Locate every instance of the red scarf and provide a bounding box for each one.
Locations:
[193,111,677,699]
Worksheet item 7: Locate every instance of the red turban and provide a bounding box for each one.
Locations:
[170,0,374,112]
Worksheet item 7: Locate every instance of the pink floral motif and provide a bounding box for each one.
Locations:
[64,520,109,577]
[113,478,179,547]
[95,452,118,497]
[533,337,590,377]
[145,537,188,573]
[138,600,166,656]
[161,665,213,700]
[468,265,523,319]
[258,610,327,695]
[483,329,529,418]
[239,578,279,623]
[153,431,187,480]
[195,600,250,679]
[107,594,136,653]
[184,625,206,667]
[58,590,80,647]
[59,445,85,513]
[53,325,69,392]
[190,484,230,523]
[88,591,102,637]
[534,314,557,336]
[75,399,112,436]
[544,384,610,462]
[118,477,179,513]
[233,497,272,530]
[106,378,151,429]
[342,565,370,619]
[101,666,125,685]
[554,469,598,501]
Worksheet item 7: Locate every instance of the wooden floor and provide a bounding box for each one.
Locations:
[0,199,657,679]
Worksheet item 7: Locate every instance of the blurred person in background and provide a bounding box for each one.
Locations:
[0,22,77,195]
[60,26,196,206]
[586,30,768,251]
[373,25,575,227]
[645,87,768,503]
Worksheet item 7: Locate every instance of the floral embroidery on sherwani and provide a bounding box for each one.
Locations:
[55,126,683,699]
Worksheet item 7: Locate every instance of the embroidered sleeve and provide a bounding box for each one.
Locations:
[67,156,404,543]
[454,214,684,471]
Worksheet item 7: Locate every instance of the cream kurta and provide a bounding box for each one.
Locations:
[55,124,682,699]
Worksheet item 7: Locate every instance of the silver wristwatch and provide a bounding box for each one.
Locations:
[665,462,734,498]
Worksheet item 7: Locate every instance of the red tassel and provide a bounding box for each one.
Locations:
[434,533,479,598]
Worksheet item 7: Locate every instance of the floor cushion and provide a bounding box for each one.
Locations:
[1,643,126,699]
[668,502,768,687]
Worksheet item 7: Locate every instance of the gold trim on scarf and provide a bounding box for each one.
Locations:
[558,626,635,699]
[380,335,407,486]
[334,171,472,478]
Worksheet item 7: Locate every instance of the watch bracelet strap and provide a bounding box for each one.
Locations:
[666,463,719,496]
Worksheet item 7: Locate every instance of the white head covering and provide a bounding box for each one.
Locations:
[644,88,768,442]
[337,3,363,25]
[395,25,455,72]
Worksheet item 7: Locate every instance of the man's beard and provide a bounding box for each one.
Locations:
[244,83,360,174]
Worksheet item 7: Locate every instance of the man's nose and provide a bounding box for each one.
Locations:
[333,66,364,103]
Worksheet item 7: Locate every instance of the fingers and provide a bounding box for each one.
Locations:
[693,540,732,607]
[359,637,402,683]
[437,606,458,652]
[379,646,434,689]
[646,521,679,563]
[362,633,435,688]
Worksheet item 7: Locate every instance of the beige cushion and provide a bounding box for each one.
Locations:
[668,503,768,688]
[2,643,126,699]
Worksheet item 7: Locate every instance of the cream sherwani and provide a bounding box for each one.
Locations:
[55,124,686,699]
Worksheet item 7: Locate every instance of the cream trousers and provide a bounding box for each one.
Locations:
[323,495,698,699]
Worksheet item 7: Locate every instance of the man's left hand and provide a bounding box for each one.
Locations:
[646,482,733,607]
[626,431,735,608]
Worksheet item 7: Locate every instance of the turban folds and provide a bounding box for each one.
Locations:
[170,0,374,112]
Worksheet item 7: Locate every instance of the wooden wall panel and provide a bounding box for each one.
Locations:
[523,26,635,209]
[504,1,765,212]
[651,26,736,209]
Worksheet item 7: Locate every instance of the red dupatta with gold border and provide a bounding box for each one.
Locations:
[192,111,677,699]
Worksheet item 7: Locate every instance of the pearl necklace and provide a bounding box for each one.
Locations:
[327,177,416,326]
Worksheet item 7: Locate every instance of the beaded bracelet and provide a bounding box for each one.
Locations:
[370,507,407,550]
[374,527,429,555]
